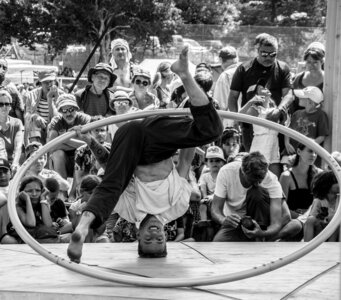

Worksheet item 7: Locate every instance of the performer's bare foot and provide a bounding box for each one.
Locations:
[171,45,190,78]
[67,228,88,263]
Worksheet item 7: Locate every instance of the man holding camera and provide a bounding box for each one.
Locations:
[211,151,302,241]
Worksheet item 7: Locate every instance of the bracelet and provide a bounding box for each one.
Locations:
[40,200,49,205]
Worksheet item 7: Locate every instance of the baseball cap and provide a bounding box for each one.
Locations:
[219,46,237,60]
[205,146,226,162]
[0,158,10,170]
[56,94,80,111]
[132,68,151,82]
[293,86,324,104]
[38,70,57,82]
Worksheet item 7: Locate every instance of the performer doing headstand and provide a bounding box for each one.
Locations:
[67,46,223,262]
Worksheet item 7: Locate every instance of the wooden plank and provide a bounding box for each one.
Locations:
[0,243,339,299]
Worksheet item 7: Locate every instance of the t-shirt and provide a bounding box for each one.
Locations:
[48,113,91,136]
[75,142,111,174]
[198,172,216,195]
[214,161,283,216]
[289,108,329,149]
[36,97,49,121]
[230,58,291,106]
[81,90,108,116]
[0,117,24,163]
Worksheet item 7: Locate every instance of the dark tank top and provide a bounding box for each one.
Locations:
[286,171,313,211]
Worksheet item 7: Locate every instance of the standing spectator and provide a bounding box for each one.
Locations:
[228,33,292,151]
[152,62,174,108]
[211,151,302,241]
[110,38,135,92]
[130,68,159,110]
[0,58,24,123]
[213,46,239,123]
[284,87,329,167]
[48,94,91,179]
[291,42,325,113]
[74,63,117,117]
[24,70,62,144]
[0,90,24,175]
[239,81,281,177]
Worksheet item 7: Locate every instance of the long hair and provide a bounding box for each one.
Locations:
[293,142,319,189]
[17,176,44,211]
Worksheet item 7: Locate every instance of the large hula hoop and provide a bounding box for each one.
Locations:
[7,109,341,287]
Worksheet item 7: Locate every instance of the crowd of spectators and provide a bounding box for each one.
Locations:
[0,33,339,249]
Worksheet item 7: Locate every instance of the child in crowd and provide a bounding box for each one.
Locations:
[198,146,226,222]
[69,175,109,243]
[304,171,339,242]
[284,86,329,167]
[239,80,282,177]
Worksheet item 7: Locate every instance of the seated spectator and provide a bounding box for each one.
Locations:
[74,63,117,116]
[152,61,174,108]
[198,146,226,222]
[1,176,59,244]
[0,159,11,238]
[216,127,241,163]
[130,68,159,110]
[211,151,302,242]
[0,58,24,122]
[107,90,139,141]
[0,90,24,175]
[304,171,339,242]
[69,175,109,243]
[48,94,91,179]
[24,142,70,197]
[280,142,321,220]
[284,86,329,167]
[69,125,111,200]
[24,70,62,144]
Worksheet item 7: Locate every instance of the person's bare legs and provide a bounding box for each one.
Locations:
[171,45,209,107]
[67,211,95,263]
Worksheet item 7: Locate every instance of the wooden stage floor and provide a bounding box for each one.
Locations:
[0,242,339,299]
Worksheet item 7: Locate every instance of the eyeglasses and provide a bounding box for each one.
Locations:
[60,107,76,114]
[0,64,8,71]
[135,79,149,86]
[113,100,130,107]
[260,51,277,58]
[0,102,11,107]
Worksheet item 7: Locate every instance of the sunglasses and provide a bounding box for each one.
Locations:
[0,64,8,71]
[260,51,277,58]
[60,107,76,114]
[113,100,130,107]
[0,102,11,107]
[134,79,149,86]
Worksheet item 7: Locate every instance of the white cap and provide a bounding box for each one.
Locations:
[205,146,226,162]
[293,86,324,104]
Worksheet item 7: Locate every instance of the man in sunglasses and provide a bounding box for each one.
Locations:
[0,58,24,123]
[47,94,91,179]
[67,46,223,262]
[227,33,292,152]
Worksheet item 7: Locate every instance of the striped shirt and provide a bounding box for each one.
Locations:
[37,97,49,121]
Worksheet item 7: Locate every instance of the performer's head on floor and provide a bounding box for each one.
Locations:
[137,214,167,258]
